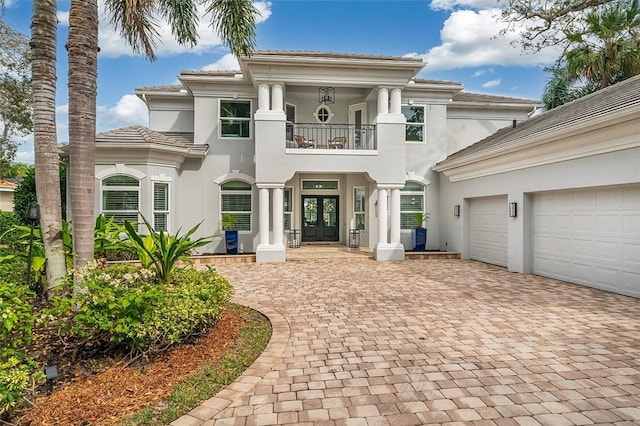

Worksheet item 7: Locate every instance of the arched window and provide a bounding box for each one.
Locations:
[220,180,252,231]
[101,175,140,224]
[400,181,425,229]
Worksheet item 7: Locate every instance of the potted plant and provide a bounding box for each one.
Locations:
[412,212,430,252]
[221,213,239,254]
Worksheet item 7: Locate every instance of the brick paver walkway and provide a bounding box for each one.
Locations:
[173,259,640,426]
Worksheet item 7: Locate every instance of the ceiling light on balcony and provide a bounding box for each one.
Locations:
[319,87,335,105]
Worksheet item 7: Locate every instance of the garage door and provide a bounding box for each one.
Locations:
[469,195,508,267]
[533,185,640,298]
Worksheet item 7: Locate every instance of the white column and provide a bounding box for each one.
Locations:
[390,188,401,245]
[377,87,389,115]
[271,84,283,112]
[259,187,270,246]
[272,187,284,245]
[258,83,270,111]
[390,88,402,114]
[377,188,388,244]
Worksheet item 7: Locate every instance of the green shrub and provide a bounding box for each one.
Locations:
[0,281,40,416]
[0,212,18,244]
[48,263,233,355]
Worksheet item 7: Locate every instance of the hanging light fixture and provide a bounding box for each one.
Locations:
[319,86,335,104]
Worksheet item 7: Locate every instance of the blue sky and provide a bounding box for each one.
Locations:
[4,0,559,163]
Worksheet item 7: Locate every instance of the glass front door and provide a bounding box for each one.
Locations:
[302,195,339,242]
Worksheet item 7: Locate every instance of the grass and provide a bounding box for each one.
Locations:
[120,304,272,425]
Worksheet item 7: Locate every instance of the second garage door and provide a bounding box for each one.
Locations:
[533,185,640,298]
[469,195,508,267]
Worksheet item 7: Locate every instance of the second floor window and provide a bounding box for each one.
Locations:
[402,105,424,142]
[220,100,251,138]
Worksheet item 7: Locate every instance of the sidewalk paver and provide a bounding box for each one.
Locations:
[174,259,640,425]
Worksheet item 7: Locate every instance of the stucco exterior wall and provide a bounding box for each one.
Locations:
[438,146,640,272]
[0,191,14,212]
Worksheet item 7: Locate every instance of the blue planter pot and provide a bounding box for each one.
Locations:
[414,227,427,252]
[225,230,238,254]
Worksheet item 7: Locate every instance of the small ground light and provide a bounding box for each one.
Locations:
[44,365,58,394]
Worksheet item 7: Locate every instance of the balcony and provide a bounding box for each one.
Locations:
[286,123,377,150]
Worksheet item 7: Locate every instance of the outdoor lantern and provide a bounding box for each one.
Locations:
[453,204,460,217]
[509,202,518,218]
[25,203,41,292]
[26,202,40,222]
[319,87,335,104]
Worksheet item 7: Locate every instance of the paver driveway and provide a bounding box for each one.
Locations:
[175,259,640,426]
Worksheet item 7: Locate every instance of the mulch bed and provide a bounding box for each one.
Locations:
[17,309,242,426]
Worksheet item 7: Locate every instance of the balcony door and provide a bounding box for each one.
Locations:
[349,102,367,148]
[302,195,339,242]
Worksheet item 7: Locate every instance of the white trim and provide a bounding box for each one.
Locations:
[96,164,145,180]
[314,104,333,124]
[405,172,431,186]
[213,171,255,185]
[150,173,173,182]
[152,181,170,232]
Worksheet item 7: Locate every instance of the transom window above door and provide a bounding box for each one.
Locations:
[302,180,339,190]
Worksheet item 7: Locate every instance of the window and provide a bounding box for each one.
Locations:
[402,105,424,142]
[302,180,339,190]
[400,182,424,229]
[153,182,169,231]
[314,104,332,123]
[221,180,252,231]
[102,175,139,224]
[354,187,366,230]
[220,100,251,138]
[284,187,292,230]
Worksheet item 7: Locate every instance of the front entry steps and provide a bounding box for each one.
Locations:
[286,243,373,261]
[405,251,461,260]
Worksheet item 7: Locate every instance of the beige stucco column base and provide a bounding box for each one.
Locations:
[256,244,286,263]
[374,243,405,261]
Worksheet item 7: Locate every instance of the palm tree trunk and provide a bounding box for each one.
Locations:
[31,0,67,294]
[68,0,98,269]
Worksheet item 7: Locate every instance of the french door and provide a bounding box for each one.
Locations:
[301,195,339,241]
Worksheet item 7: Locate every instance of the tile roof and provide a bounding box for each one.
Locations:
[135,85,184,93]
[0,180,17,189]
[246,50,424,62]
[438,75,640,165]
[452,92,540,105]
[95,126,206,155]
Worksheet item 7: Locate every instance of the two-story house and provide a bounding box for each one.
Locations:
[93,51,538,263]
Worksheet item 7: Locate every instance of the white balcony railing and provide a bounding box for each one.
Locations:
[287,123,376,150]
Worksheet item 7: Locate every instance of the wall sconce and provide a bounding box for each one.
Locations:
[318,86,335,104]
[453,204,460,217]
[509,202,518,218]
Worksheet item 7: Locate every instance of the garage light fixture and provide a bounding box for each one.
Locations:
[453,204,460,217]
[509,202,518,218]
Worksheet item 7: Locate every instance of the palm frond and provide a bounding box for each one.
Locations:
[205,0,257,57]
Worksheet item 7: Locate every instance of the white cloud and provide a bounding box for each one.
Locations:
[57,11,69,26]
[481,78,501,88]
[97,94,148,130]
[473,68,494,77]
[202,53,240,71]
[410,9,560,71]
[95,1,272,58]
[15,150,34,165]
[56,104,69,115]
[430,0,504,11]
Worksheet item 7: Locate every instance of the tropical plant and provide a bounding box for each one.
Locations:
[413,212,430,229]
[30,0,67,295]
[122,214,212,284]
[221,212,238,231]
[565,0,640,89]
[93,214,130,260]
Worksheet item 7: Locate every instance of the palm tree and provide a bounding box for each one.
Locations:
[66,0,258,269]
[565,0,640,88]
[31,0,67,293]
